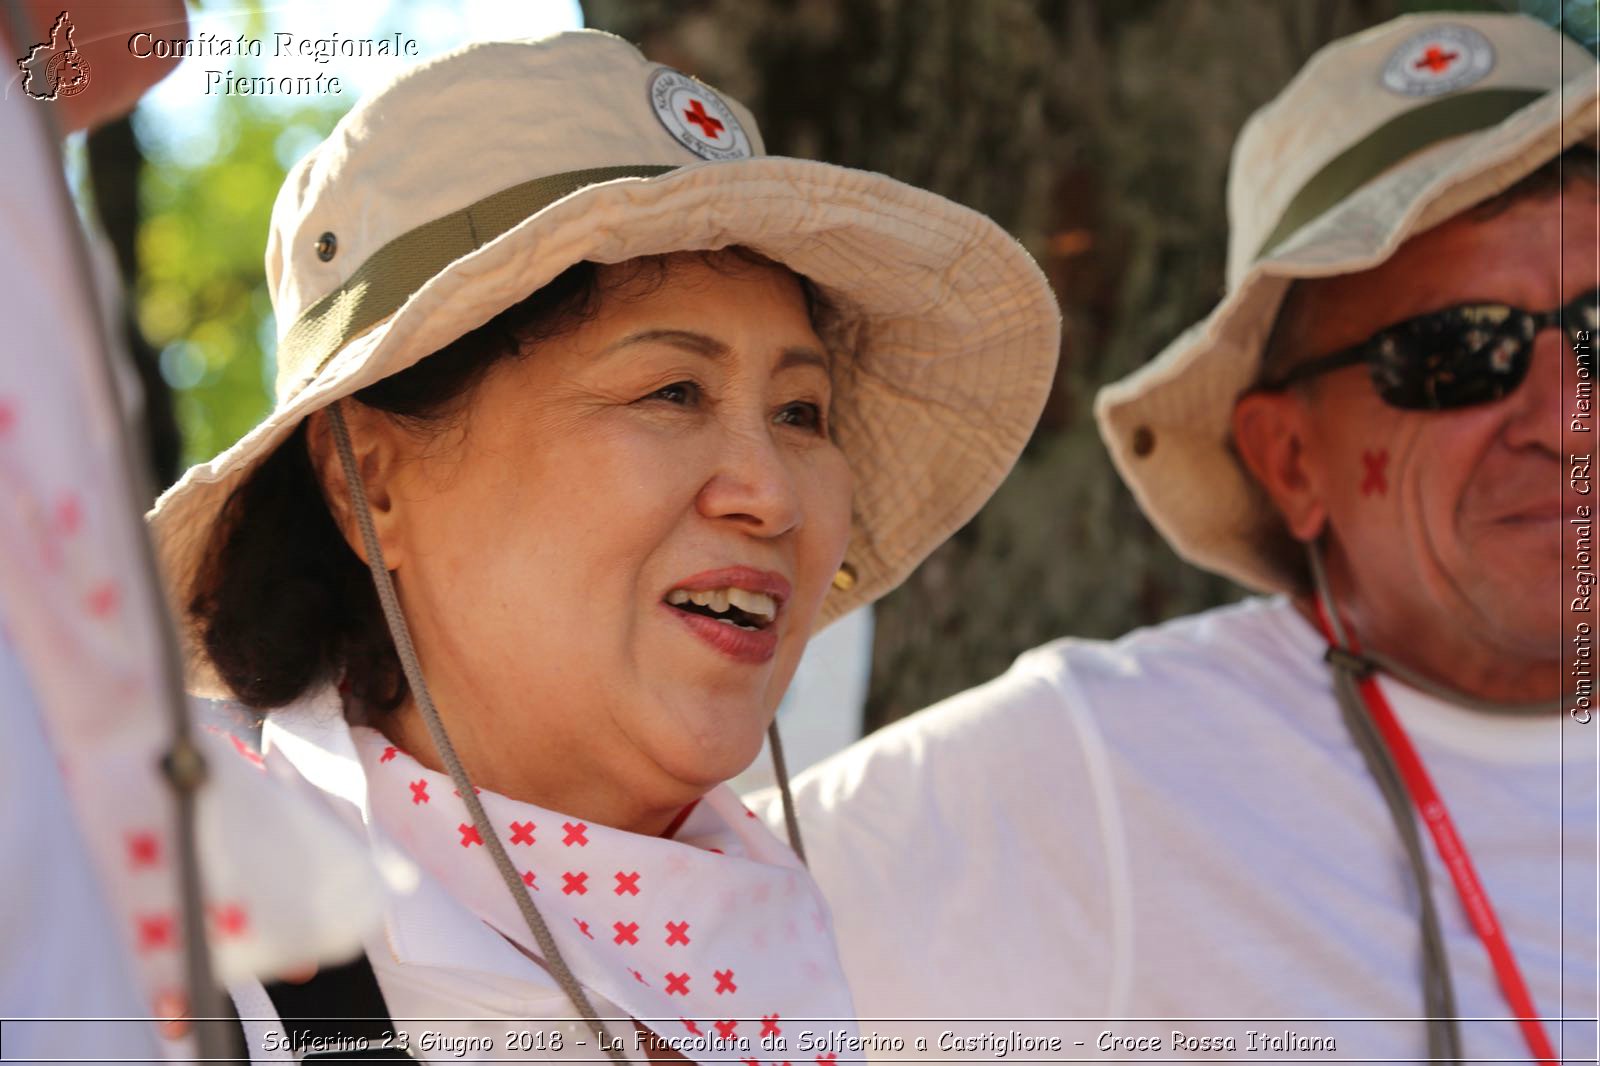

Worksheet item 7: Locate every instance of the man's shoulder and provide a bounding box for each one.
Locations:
[1022,594,1325,704]
[784,596,1326,803]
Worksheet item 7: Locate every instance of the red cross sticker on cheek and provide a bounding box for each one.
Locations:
[1360,449,1389,497]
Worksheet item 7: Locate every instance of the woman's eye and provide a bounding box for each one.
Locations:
[647,381,699,405]
[776,402,825,433]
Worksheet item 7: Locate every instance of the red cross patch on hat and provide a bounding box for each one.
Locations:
[1381,25,1495,97]
[648,68,753,161]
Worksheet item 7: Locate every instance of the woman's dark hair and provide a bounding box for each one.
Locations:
[191,249,830,711]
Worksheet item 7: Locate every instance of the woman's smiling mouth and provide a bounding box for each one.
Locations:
[663,567,791,663]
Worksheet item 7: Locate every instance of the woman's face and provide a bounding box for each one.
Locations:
[330,253,853,831]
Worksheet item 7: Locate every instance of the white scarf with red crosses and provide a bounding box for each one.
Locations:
[354,726,860,1059]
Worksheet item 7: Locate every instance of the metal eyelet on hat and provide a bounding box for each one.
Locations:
[315,232,337,262]
[832,562,857,591]
[1132,426,1155,457]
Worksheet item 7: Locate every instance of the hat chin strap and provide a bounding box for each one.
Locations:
[327,402,633,1062]
[1307,539,1461,1064]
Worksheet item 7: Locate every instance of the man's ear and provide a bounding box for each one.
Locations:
[1232,390,1327,543]
[304,403,407,571]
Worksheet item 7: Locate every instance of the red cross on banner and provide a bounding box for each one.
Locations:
[136,913,174,952]
[127,832,160,868]
[210,904,248,938]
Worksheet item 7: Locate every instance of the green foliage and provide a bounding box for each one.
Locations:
[132,92,343,466]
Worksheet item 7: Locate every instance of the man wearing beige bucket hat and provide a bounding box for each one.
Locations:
[148,29,1059,1062]
[771,12,1596,1063]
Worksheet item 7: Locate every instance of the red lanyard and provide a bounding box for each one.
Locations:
[1313,600,1559,1065]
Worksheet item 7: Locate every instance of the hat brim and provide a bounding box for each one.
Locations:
[1094,73,1598,593]
[151,157,1061,693]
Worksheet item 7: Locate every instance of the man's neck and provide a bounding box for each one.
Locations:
[1290,595,1562,708]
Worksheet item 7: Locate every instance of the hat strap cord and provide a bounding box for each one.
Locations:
[765,718,807,864]
[327,402,634,1064]
[1308,540,1461,1064]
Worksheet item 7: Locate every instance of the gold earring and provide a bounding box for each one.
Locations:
[831,562,857,591]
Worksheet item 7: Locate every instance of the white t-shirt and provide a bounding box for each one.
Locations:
[764,597,1597,1061]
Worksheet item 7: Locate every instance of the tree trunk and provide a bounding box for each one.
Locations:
[583,0,1408,727]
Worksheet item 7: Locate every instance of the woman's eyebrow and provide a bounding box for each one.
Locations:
[600,328,831,373]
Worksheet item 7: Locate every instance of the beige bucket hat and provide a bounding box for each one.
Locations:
[149,30,1060,685]
[1095,12,1598,593]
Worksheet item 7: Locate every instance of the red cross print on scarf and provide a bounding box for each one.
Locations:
[682,98,724,139]
[358,734,860,1051]
[137,913,175,952]
[409,780,429,805]
[127,831,160,868]
[681,1018,702,1036]
[380,746,399,763]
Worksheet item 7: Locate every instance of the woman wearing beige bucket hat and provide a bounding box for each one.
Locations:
[149,28,1057,1061]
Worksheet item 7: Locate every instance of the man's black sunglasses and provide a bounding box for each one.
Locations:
[1257,287,1599,410]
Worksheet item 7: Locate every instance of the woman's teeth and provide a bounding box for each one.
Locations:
[665,587,778,627]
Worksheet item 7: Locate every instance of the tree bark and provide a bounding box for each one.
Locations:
[584,0,1405,727]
